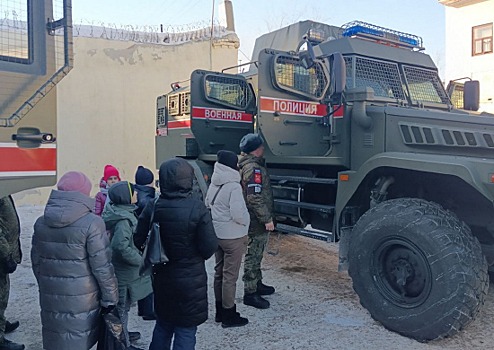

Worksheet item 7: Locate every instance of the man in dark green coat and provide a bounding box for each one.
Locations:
[239,133,276,310]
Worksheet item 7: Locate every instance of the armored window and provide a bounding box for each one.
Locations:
[273,55,328,100]
[204,75,253,110]
[472,23,493,56]
[446,81,464,109]
[345,56,406,101]
[403,66,450,105]
[0,0,32,64]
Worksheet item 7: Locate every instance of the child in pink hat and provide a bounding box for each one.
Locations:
[94,164,121,216]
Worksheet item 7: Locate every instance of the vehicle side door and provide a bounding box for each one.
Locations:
[190,70,256,155]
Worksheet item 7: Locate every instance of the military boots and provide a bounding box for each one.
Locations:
[257,281,275,295]
[243,292,270,309]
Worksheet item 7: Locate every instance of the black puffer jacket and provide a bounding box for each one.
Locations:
[135,184,156,217]
[135,158,217,327]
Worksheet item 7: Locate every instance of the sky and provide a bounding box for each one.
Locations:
[72,0,446,74]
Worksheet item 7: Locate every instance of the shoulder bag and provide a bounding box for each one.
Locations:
[139,198,169,276]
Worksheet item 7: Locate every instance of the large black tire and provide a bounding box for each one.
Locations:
[348,198,488,342]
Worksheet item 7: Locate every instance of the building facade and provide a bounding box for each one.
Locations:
[12,28,239,205]
[440,0,494,112]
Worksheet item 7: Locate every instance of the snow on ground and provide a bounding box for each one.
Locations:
[5,205,494,350]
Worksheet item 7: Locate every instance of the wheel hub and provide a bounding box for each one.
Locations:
[373,239,432,308]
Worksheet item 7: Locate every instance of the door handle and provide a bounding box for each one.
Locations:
[11,127,56,148]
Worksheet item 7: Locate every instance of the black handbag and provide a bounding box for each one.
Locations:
[139,198,169,276]
[97,308,126,350]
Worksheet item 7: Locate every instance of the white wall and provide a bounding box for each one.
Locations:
[14,34,238,205]
[444,0,494,112]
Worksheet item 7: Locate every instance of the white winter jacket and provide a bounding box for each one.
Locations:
[205,162,250,239]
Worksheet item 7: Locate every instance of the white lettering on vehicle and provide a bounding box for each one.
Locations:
[205,109,242,120]
[273,100,318,116]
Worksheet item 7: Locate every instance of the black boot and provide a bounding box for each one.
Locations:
[243,292,270,309]
[221,304,248,328]
[215,301,223,322]
[129,331,141,342]
[257,281,275,295]
[5,321,19,334]
[0,339,25,350]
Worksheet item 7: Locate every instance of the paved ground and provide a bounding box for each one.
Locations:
[5,205,494,349]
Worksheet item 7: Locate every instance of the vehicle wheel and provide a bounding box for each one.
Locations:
[348,198,488,342]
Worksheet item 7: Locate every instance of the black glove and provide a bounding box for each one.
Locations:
[5,257,17,274]
[101,305,115,315]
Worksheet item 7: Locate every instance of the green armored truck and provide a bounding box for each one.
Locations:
[0,0,73,196]
[155,20,494,342]
[0,0,72,263]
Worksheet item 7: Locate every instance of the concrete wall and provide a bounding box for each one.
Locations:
[14,34,238,205]
[444,0,494,112]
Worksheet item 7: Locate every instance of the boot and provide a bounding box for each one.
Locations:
[4,321,19,334]
[257,281,275,295]
[129,331,141,342]
[221,305,248,328]
[215,301,223,322]
[243,292,270,309]
[0,338,25,350]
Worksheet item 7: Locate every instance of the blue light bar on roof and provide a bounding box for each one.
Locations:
[341,21,423,49]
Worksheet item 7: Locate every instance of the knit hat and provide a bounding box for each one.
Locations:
[239,133,263,153]
[217,150,238,170]
[103,164,121,182]
[57,171,92,196]
[108,181,135,205]
[135,165,154,185]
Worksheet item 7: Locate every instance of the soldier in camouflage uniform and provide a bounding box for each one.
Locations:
[0,196,24,350]
[238,134,276,309]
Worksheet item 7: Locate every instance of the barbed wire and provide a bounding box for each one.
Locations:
[72,19,231,44]
[0,14,234,45]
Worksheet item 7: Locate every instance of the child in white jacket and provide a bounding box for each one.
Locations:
[205,150,250,328]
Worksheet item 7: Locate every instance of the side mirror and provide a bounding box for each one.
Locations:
[330,53,346,104]
[463,80,480,111]
[297,39,316,69]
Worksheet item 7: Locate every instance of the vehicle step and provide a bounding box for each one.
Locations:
[276,223,333,242]
[270,175,338,185]
[274,199,334,213]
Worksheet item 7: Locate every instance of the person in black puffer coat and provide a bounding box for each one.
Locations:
[134,158,217,350]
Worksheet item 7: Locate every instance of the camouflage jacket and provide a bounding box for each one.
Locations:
[0,196,22,265]
[238,154,274,225]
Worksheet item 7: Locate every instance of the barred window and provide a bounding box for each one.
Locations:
[0,0,31,63]
[472,23,493,56]
[274,55,328,99]
[205,75,253,110]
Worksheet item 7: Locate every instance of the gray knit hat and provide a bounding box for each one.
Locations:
[239,133,263,153]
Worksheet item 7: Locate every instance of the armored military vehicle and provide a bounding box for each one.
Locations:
[0,1,72,213]
[155,20,494,342]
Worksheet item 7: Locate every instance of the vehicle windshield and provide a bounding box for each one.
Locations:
[344,55,450,107]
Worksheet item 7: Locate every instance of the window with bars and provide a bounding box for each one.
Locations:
[0,0,32,64]
[204,75,253,110]
[403,66,450,104]
[344,56,406,101]
[472,23,493,56]
[274,56,328,99]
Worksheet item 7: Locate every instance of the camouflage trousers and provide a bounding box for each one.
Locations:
[0,271,9,341]
[242,223,269,294]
